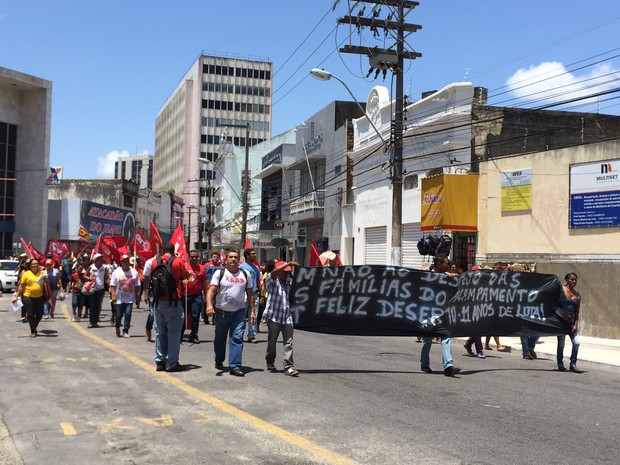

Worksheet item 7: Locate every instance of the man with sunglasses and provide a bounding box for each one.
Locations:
[183,250,208,343]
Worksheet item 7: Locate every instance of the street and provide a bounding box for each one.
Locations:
[1,298,618,465]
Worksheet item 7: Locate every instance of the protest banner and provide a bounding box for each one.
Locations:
[290,266,572,338]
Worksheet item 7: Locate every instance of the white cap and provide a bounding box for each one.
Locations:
[93,253,103,260]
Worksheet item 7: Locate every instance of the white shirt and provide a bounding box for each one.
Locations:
[110,267,140,303]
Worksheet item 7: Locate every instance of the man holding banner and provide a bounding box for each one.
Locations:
[420,255,461,377]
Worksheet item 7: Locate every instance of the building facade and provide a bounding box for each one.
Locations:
[0,67,52,256]
[115,153,153,190]
[154,53,273,250]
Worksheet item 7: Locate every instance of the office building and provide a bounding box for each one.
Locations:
[154,53,272,250]
[0,67,52,256]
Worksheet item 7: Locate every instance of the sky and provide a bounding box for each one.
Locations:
[2,1,620,179]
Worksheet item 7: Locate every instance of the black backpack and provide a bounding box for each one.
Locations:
[149,255,178,304]
[417,236,432,256]
[435,234,452,256]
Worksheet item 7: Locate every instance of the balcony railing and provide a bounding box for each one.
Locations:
[289,190,325,215]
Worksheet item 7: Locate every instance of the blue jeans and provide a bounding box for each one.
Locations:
[214,308,245,370]
[183,294,204,339]
[113,302,133,334]
[557,332,580,368]
[154,299,184,369]
[520,336,539,356]
[421,336,454,370]
[43,289,58,316]
[245,295,258,340]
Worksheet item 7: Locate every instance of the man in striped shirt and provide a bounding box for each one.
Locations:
[263,260,300,377]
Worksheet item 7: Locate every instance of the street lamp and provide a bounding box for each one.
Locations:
[310,67,402,266]
[310,68,387,147]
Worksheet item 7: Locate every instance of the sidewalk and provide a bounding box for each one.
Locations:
[456,335,620,367]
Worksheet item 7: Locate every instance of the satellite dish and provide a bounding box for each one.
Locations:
[270,238,289,248]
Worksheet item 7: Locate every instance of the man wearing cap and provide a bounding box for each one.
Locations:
[43,259,59,319]
[206,249,255,376]
[263,260,300,376]
[86,253,109,328]
[109,254,141,338]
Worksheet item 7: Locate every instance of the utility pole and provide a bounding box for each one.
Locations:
[216,120,251,251]
[337,0,421,266]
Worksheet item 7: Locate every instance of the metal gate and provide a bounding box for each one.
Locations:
[364,226,387,265]
[402,222,424,270]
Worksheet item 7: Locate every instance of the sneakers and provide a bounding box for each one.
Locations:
[188,336,199,344]
[44,314,50,319]
[156,362,165,372]
[421,366,433,374]
[444,366,461,377]
[285,368,299,377]
[166,363,186,373]
[558,365,568,372]
[71,316,76,322]
[230,368,245,377]
[74,315,80,322]
[530,350,538,359]
[523,354,534,360]
[115,327,121,337]
[215,362,224,370]
[464,344,475,356]
[476,352,486,359]
[267,364,277,372]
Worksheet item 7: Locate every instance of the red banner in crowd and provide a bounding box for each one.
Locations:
[170,223,188,262]
[150,221,163,255]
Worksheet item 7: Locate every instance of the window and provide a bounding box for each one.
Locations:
[403,174,419,190]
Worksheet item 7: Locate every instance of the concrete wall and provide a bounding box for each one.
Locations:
[477,139,620,338]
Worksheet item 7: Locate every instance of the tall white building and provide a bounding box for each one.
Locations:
[154,53,272,250]
[115,154,153,190]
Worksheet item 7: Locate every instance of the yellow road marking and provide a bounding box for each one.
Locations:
[193,411,215,423]
[14,360,23,365]
[60,422,77,436]
[135,415,173,428]
[60,303,360,465]
[97,417,136,433]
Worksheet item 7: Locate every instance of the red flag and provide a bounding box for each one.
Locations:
[310,243,321,267]
[101,237,122,264]
[28,242,46,264]
[134,229,154,259]
[46,239,68,266]
[244,236,251,250]
[150,221,163,254]
[170,223,188,262]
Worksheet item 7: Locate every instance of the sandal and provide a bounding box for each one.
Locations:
[285,368,299,377]
[497,346,509,352]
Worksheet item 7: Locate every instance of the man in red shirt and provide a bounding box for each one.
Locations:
[183,249,208,344]
[153,242,189,372]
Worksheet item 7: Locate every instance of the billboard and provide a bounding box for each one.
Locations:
[569,159,620,228]
[421,174,478,231]
[80,200,136,244]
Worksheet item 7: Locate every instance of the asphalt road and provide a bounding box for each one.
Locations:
[1,297,618,465]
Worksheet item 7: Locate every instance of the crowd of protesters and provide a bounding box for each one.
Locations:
[9,246,583,377]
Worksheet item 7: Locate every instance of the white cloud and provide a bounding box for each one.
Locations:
[96,149,150,178]
[506,61,620,107]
